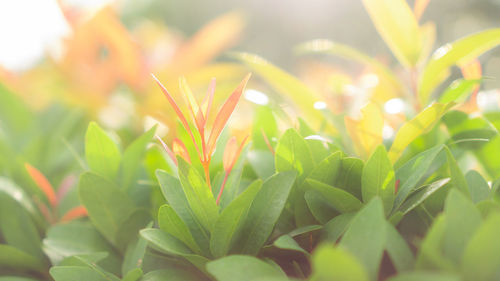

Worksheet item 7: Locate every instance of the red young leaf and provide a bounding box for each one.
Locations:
[414,0,430,21]
[156,136,177,165]
[60,206,88,222]
[223,135,249,173]
[152,74,200,154]
[172,138,191,164]
[25,163,57,207]
[206,73,251,156]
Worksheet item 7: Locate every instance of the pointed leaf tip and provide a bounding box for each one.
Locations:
[25,163,57,207]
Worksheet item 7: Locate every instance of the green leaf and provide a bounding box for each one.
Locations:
[465,170,490,203]
[0,277,41,281]
[139,228,209,270]
[78,172,135,245]
[85,122,122,179]
[207,255,287,281]
[462,213,500,281]
[141,269,203,281]
[0,193,44,260]
[156,170,210,256]
[0,177,40,223]
[121,268,142,281]
[210,179,263,258]
[158,204,201,254]
[43,221,120,270]
[305,190,339,224]
[119,126,156,190]
[322,213,356,243]
[398,178,451,215]
[444,147,470,197]
[394,145,444,210]
[387,272,461,281]
[388,103,453,163]
[115,209,151,252]
[122,234,148,276]
[236,171,297,255]
[362,0,422,67]
[177,158,219,232]
[248,150,275,180]
[415,215,454,270]
[438,79,482,103]
[309,152,342,186]
[443,190,481,264]
[273,235,308,255]
[335,157,364,199]
[309,244,369,281]
[385,223,415,272]
[231,52,323,123]
[362,145,395,215]
[50,266,116,281]
[419,28,500,105]
[340,198,386,280]
[0,83,33,136]
[0,244,45,272]
[251,106,278,151]
[306,179,363,213]
[275,128,315,184]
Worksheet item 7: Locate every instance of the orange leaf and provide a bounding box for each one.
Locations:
[152,74,200,154]
[60,206,88,223]
[156,136,177,165]
[414,0,431,21]
[172,138,191,164]
[223,135,249,173]
[199,77,216,128]
[207,74,251,156]
[460,59,482,80]
[179,76,204,131]
[25,163,57,207]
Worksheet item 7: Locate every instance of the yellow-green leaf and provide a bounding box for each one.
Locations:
[388,102,454,163]
[419,28,500,105]
[362,0,422,67]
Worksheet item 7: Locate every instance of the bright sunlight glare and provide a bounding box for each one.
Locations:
[244,89,269,105]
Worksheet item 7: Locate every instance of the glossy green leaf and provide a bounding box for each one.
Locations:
[0,193,44,260]
[305,190,339,224]
[362,145,395,215]
[141,269,203,281]
[322,212,356,243]
[236,171,297,255]
[78,172,135,245]
[139,228,209,270]
[362,0,422,67]
[394,145,444,210]
[156,170,210,255]
[43,221,120,269]
[121,268,142,281]
[122,233,149,276]
[0,244,45,272]
[273,235,308,255]
[177,158,219,232]
[385,223,415,272]
[398,178,450,215]
[340,198,386,280]
[444,147,470,197]
[210,179,262,258]
[443,189,481,264]
[275,128,315,184]
[415,216,454,270]
[387,272,460,281]
[388,103,453,163]
[462,213,500,281]
[158,204,201,254]
[438,79,482,103]
[50,266,116,281]
[419,28,500,105]
[309,152,342,186]
[207,255,287,281]
[85,122,121,179]
[119,126,156,190]
[465,170,490,203]
[309,244,368,281]
[248,150,275,180]
[306,179,363,213]
[335,157,364,199]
